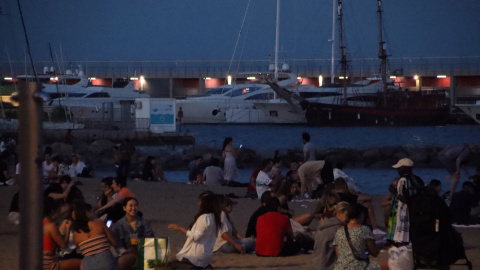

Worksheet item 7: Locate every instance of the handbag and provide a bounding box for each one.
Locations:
[343,225,370,268]
[134,237,170,270]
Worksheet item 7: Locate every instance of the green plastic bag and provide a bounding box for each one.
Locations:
[134,238,170,270]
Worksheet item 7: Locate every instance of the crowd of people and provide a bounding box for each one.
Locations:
[4,132,480,269]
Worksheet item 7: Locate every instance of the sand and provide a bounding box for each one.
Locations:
[0,178,479,270]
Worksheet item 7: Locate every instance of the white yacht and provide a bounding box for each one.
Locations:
[176,83,276,124]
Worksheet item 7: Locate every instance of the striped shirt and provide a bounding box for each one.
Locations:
[78,235,110,256]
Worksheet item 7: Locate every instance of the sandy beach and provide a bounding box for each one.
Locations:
[1,178,479,270]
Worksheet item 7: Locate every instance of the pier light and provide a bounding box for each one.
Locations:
[247,76,256,80]
[50,77,58,82]
[130,77,139,81]
[436,75,447,78]
[297,77,302,80]
[339,76,345,79]
[89,77,96,80]
[204,77,211,80]
[318,75,323,86]
[227,75,232,85]
[4,77,13,81]
[389,76,396,79]
[414,75,419,80]
[140,76,145,91]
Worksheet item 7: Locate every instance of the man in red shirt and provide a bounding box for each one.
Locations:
[255,197,299,256]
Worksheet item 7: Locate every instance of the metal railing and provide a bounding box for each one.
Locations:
[2,56,480,79]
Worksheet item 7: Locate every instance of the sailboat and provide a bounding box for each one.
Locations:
[302,0,450,126]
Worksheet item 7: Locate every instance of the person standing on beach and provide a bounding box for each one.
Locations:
[302,132,315,162]
[387,158,424,246]
[297,160,325,200]
[438,144,470,198]
[222,137,238,185]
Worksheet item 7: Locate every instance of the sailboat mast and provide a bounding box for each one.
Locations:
[274,0,280,81]
[337,0,348,104]
[330,0,336,84]
[377,0,387,94]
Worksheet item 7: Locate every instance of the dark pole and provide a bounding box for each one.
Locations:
[17,82,43,270]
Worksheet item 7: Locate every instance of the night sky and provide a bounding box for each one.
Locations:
[1,0,479,62]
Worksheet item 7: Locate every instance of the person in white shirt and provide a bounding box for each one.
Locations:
[333,162,360,194]
[69,154,87,178]
[202,158,224,186]
[42,153,55,183]
[256,159,274,199]
[169,191,222,269]
[302,132,315,162]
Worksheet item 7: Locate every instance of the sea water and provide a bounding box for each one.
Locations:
[148,124,480,195]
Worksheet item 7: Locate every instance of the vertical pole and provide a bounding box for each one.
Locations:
[18,81,43,270]
[274,0,280,81]
[330,0,336,84]
[169,75,173,98]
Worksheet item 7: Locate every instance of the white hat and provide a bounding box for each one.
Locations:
[392,158,414,168]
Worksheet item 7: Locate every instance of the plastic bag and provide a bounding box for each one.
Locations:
[134,238,170,270]
[388,246,413,270]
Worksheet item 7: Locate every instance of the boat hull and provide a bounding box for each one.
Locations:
[305,91,451,126]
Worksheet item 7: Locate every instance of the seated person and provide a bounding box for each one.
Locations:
[188,156,204,184]
[69,154,92,178]
[256,159,274,199]
[245,192,272,238]
[96,177,125,223]
[8,192,20,225]
[112,197,154,270]
[255,197,300,257]
[245,166,262,199]
[141,156,168,182]
[275,181,314,226]
[96,177,134,215]
[333,162,360,194]
[202,158,224,186]
[214,195,255,254]
[334,178,384,234]
[71,203,117,270]
[450,181,480,225]
[313,184,340,220]
[310,201,351,270]
[333,203,385,270]
[285,159,301,184]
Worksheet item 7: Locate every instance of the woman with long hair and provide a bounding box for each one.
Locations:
[169,191,222,269]
[222,137,238,184]
[112,197,154,270]
[43,197,82,270]
[71,203,117,270]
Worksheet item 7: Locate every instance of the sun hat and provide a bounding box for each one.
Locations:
[392,158,414,168]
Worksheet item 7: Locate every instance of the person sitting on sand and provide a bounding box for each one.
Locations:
[256,159,274,199]
[333,178,384,235]
[188,156,204,184]
[169,191,222,269]
[96,177,134,216]
[275,180,315,226]
[450,181,480,225]
[71,203,117,270]
[285,159,301,184]
[312,183,340,221]
[142,156,168,182]
[333,161,360,194]
[310,201,351,270]
[255,197,300,257]
[69,153,92,178]
[245,192,272,238]
[245,165,261,198]
[96,177,125,223]
[214,195,256,254]
[43,197,82,270]
[202,158,224,186]
[112,197,154,270]
[333,204,387,270]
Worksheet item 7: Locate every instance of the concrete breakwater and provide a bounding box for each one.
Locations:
[45,138,480,172]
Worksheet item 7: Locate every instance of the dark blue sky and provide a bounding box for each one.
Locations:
[1,0,479,62]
